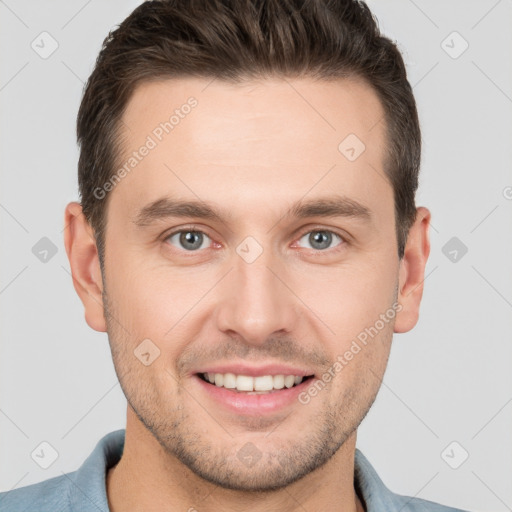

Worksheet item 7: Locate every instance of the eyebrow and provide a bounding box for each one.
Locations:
[133,194,372,227]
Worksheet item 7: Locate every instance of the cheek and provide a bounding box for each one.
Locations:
[106,259,217,358]
[296,257,398,335]
[104,257,168,340]
[321,317,394,409]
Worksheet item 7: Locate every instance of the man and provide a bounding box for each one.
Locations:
[1,1,470,511]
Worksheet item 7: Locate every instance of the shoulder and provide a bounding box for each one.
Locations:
[354,449,471,512]
[387,493,471,512]
[0,429,125,512]
[0,472,73,512]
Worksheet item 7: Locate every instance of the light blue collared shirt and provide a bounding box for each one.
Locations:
[0,429,470,511]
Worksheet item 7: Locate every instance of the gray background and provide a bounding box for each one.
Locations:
[1,1,511,511]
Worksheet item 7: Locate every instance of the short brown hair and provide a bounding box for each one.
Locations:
[77,0,421,262]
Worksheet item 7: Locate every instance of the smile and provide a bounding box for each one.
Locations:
[198,372,313,393]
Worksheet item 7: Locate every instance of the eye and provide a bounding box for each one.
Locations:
[166,229,212,251]
[296,229,345,251]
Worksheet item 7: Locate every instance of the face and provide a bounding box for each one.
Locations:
[95,76,402,490]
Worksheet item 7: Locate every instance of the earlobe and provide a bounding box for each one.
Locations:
[63,202,107,332]
[394,206,431,334]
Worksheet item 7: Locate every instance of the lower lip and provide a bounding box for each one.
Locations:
[192,374,314,416]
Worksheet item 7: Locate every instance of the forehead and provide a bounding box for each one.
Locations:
[110,76,391,226]
[121,75,386,164]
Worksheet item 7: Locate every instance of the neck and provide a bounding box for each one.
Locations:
[107,410,366,512]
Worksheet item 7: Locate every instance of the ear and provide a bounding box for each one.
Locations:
[394,206,431,333]
[63,202,107,332]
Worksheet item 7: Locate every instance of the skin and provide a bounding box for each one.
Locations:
[64,76,430,512]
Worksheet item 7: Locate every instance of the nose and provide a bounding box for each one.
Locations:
[214,245,300,346]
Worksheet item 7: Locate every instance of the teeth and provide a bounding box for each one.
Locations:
[236,375,254,391]
[284,375,295,388]
[203,373,305,392]
[273,375,285,389]
[254,375,274,391]
[223,372,236,389]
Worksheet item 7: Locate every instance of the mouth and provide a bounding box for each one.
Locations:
[196,372,315,394]
[191,365,318,416]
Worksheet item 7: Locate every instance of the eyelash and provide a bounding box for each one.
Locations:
[163,225,348,255]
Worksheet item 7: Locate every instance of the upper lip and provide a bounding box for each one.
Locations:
[193,363,314,378]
